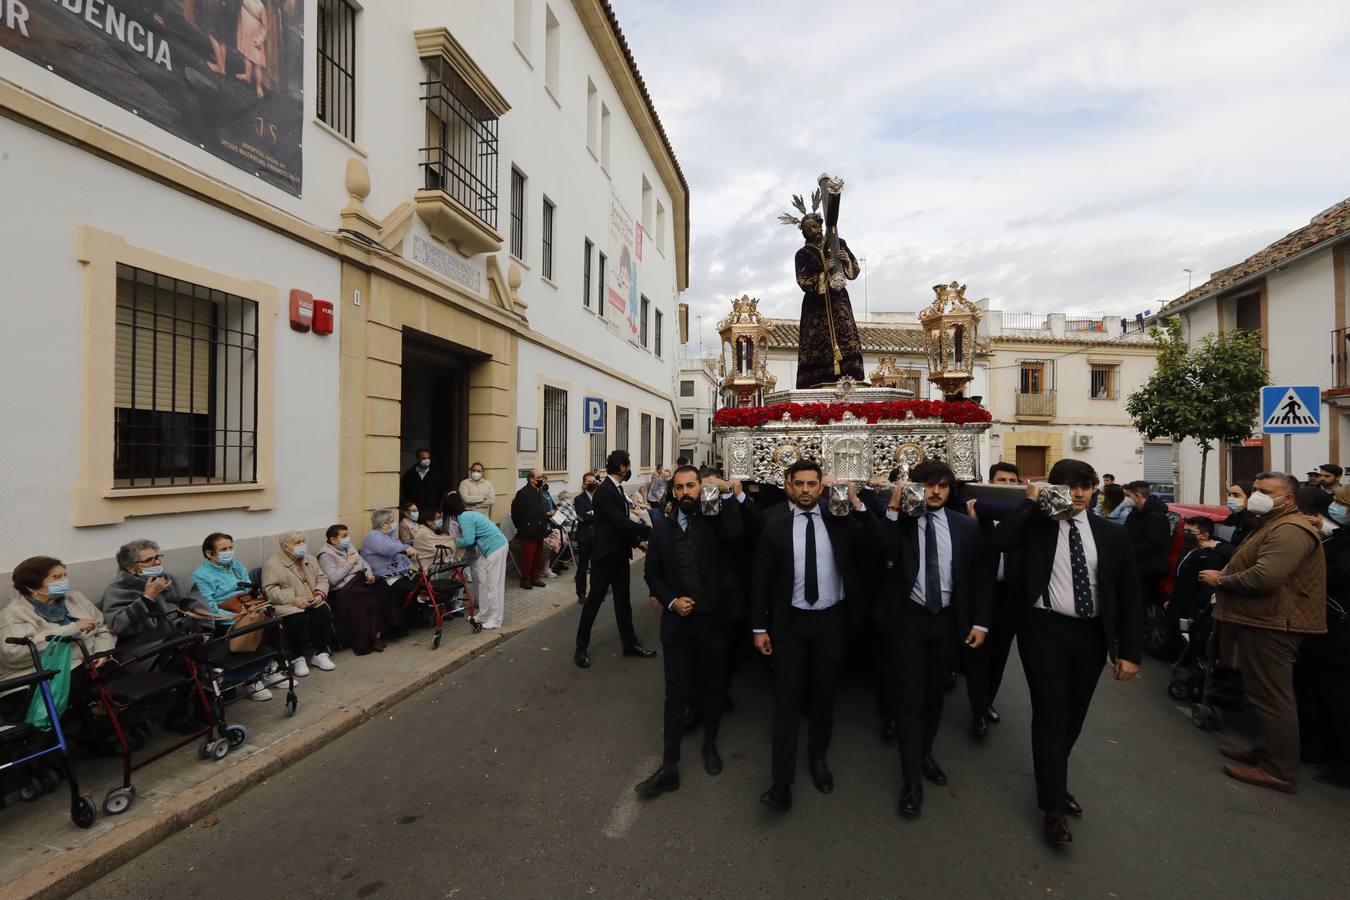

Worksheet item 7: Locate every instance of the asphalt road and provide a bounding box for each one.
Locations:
[78,566,1350,899]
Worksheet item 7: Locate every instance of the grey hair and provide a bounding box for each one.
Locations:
[371,508,396,529]
[1254,471,1299,494]
[278,530,306,548]
[116,539,160,572]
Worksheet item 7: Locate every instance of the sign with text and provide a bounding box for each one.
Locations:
[607,192,640,344]
[1,0,304,195]
[1261,385,1321,434]
[583,396,606,434]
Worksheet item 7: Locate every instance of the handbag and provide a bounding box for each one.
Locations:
[221,594,266,653]
[25,639,74,731]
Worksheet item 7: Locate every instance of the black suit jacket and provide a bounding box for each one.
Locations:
[573,490,596,545]
[1125,495,1172,578]
[751,502,886,635]
[644,499,745,643]
[879,507,993,640]
[400,466,446,519]
[994,501,1144,664]
[591,477,651,563]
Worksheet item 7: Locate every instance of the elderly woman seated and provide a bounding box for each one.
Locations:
[190,533,275,701]
[261,531,337,677]
[316,524,399,655]
[399,500,461,569]
[100,540,207,660]
[1,556,116,718]
[361,508,417,631]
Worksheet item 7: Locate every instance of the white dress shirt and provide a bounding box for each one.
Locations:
[1043,510,1099,618]
[909,508,953,609]
[792,503,843,611]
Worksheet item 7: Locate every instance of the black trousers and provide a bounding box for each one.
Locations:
[966,581,1020,719]
[770,604,848,787]
[280,605,334,658]
[891,600,957,785]
[575,555,638,652]
[662,615,730,765]
[573,540,593,600]
[1019,607,1107,813]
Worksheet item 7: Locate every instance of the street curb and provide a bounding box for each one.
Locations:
[7,601,568,900]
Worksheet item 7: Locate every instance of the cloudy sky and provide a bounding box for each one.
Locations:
[609,0,1350,349]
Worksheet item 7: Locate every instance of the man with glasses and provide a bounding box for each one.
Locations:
[1199,471,1328,793]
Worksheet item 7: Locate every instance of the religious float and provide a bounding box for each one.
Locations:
[712,174,994,485]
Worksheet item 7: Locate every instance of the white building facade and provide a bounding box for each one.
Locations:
[677,356,720,468]
[0,0,685,592]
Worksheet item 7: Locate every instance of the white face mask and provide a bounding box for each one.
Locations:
[1246,491,1276,515]
[470,471,482,481]
[418,459,431,470]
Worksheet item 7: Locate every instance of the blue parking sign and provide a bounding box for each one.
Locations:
[1260,385,1321,434]
[584,397,606,434]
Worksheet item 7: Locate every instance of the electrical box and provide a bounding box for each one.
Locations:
[312,299,334,335]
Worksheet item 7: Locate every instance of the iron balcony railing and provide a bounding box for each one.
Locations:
[1001,312,1049,331]
[1015,390,1057,418]
[1334,327,1350,389]
[420,58,500,230]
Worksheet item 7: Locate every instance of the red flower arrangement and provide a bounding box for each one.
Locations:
[713,400,992,429]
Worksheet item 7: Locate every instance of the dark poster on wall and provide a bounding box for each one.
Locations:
[0,0,304,195]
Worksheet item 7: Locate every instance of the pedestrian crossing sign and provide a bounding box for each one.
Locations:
[1260,385,1321,434]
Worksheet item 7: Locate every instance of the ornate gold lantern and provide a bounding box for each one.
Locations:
[919,281,982,398]
[717,294,772,407]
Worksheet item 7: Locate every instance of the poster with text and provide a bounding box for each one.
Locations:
[608,191,640,344]
[1,0,304,196]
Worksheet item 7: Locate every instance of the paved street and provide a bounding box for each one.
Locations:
[78,566,1350,900]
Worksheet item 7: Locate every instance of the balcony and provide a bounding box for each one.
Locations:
[1015,390,1056,420]
[1324,327,1350,409]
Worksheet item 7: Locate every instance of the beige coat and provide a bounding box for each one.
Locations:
[0,591,116,689]
[407,522,460,568]
[261,552,330,617]
[458,477,496,515]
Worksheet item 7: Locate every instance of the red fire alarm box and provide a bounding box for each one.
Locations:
[289,289,314,332]
[312,299,334,335]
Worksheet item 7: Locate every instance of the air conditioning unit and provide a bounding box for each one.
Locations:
[1072,434,1093,450]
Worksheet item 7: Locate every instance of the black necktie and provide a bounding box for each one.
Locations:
[925,513,942,612]
[1069,519,1094,616]
[804,511,819,606]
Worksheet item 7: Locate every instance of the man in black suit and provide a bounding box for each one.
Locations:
[575,450,656,668]
[572,472,599,603]
[634,466,747,797]
[965,461,1025,737]
[753,459,885,812]
[995,458,1142,844]
[400,448,446,522]
[881,461,992,817]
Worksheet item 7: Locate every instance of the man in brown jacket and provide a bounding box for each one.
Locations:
[1200,471,1327,793]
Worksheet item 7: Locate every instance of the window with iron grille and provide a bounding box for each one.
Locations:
[1090,363,1119,400]
[654,309,664,358]
[541,198,555,280]
[899,370,923,399]
[640,295,649,348]
[655,417,665,468]
[589,400,608,471]
[543,385,567,471]
[316,0,357,142]
[510,168,526,259]
[640,412,652,468]
[582,238,593,308]
[615,406,629,452]
[114,264,258,487]
[420,57,500,229]
[680,416,694,430]
[597,251,607,317]
[1020,360,1050,394]
[679,380,694,397]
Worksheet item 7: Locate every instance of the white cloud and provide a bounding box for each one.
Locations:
[610,0,1350,351]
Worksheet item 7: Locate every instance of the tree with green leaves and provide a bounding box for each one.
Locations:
[1126,318,1267,502]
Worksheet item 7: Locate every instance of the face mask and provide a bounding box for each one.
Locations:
[291,544,308,558]
[1226,497,1244,512]
[586,483,597,493]
[45,579,71,598]
[1328,502,1349,525]
[432,518,443,530]
[1182,532,1199,548]
[217,551,235,565]
[418,459,431,470]
[408,511,420,522]
[338,537,351,551]
[471,471,482,481]
[1246,491,1276,515]
[141,564,165,577]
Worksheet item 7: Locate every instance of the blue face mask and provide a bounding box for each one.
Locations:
[409,511,420,523]
[1329,502,1349,525]
[141,564,165,577]
[338,537,351,551]
[1226,498,1243,512]
[292,544,308,558]
[45,579,71,598]
[217,551,235,565]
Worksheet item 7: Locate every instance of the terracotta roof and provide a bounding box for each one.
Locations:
[764,319,989,355]
[1160,197,1350,313]
[597,1,690,286]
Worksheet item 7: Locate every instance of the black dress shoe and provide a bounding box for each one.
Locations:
[760,784,792,812]
[623,644,657,658]
[971,717,990,739]
[1065,793,1083,817]
[520,580,533,590]
[574,650,591,669]
[809,759,834,794]
[881,719,897,742]
[921,756,948,786]
[703,741,723,776]
[899,783,923,817]
[634,766,679,798]
[1044,813,1073,844]
[988,704,1001,724]
[531,579,547,588]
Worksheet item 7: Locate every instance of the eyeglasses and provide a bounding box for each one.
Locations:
[139,554,164,564]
